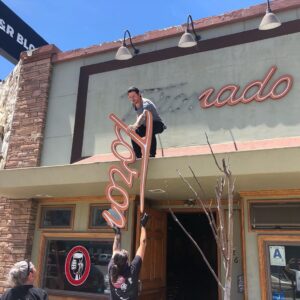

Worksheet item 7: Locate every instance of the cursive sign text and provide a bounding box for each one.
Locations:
[102,111,153,228]
[199,66,293,108]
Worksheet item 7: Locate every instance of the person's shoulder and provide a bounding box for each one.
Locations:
[0,287,19,300]
[0,288,11,299]
[142,98,155,108]
[130,255,142,275]
[30,287,48,297]
[142,97,153,104]
[108,257,114,270]
[131,255,142,266]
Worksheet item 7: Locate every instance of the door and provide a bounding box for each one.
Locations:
[136,207,167,300]
[166,213,218,300]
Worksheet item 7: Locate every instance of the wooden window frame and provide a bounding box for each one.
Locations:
[37,232,114,299]
[258,234,300,300]
[39,205,75,230]
[247,199,300,233]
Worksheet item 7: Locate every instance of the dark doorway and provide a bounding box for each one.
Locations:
[167,213,218,300]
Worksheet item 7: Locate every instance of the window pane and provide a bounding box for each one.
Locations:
[43,239,113,295]
[269,244,300,299]
[41,207,73,228]
[250,202,300,230]
[90,206,110,228]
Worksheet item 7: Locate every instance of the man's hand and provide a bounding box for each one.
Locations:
[140,213,149,228]
[128,124,138,131]
[112,225,121,235]
[112,226,121,253]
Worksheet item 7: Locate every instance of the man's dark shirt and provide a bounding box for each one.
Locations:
[0,285,48,300]
[108,255,142,300]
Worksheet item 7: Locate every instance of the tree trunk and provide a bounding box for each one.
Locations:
[224,279,232,300]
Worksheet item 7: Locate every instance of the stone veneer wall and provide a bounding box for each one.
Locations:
[5,45,59,169]
[0,45,60,294]
[0,63,21,169]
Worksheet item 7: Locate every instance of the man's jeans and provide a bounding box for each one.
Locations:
[131,121,165,158]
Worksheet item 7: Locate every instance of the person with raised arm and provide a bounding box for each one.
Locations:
[108,213,149,300]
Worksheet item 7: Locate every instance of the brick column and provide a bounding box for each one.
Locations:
[5,44,60,169]
[0,45,60,294]
[0,198,38,293]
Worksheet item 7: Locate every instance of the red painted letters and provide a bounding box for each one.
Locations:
[199,66,293,108]
[102,111,153,228]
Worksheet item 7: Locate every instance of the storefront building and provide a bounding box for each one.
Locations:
[1,0,300,299]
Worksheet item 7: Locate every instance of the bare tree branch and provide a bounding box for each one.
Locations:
[188,166,208,199]
[205,132,223,172]
[177,169,222,248]
[169,133,236,300]
[188,166,219,235]
[214,176,227,269]
[206,134,235,300]
[229,129,238,151]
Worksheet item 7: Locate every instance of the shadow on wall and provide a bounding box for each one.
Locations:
[120,73,298,137]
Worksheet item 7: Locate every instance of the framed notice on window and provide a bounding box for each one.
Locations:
[258,235,300,300]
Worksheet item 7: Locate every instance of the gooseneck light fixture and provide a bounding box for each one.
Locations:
[259,0,281,30]
[115,30,139,60]
[178,15,201,48]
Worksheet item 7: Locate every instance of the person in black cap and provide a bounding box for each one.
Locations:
[108,213,149,300]
[1,260,48,300]
[127,87,166,158]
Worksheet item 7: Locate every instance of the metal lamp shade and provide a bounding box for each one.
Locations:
[259,11,281,30]
[115,45,133,60]
[178,32,197,48]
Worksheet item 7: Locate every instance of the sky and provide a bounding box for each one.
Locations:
[0,0,265,80]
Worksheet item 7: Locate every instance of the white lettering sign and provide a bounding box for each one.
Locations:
[0,19,5,32]
[0,18,36,50]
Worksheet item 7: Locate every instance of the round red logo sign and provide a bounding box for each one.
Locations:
[65,245,91,286]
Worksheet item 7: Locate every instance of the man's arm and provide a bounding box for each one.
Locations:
[135,226,147,260]
[135,213,149,260]
[112,226,121,255]
[129,111,147,130]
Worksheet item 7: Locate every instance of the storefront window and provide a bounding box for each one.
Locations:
[43,239,113,296]
[258,235,300,300]
[269,245,300,299]
[40,206,74,228]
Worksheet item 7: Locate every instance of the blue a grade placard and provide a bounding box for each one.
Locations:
[272,292,285,300]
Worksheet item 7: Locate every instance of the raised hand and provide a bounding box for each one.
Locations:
[140,213,149,228]
[112,225,121,235]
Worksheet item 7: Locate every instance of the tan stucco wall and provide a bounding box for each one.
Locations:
[243,199,261,300]
[41,9,300,166]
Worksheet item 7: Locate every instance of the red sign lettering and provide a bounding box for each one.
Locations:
[102,111,153,228]
[199,66,293,108]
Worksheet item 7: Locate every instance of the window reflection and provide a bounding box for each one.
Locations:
[43,239,113,295]
[269,245,300,299]
[41,207,73,228]
[90,206,110,228]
